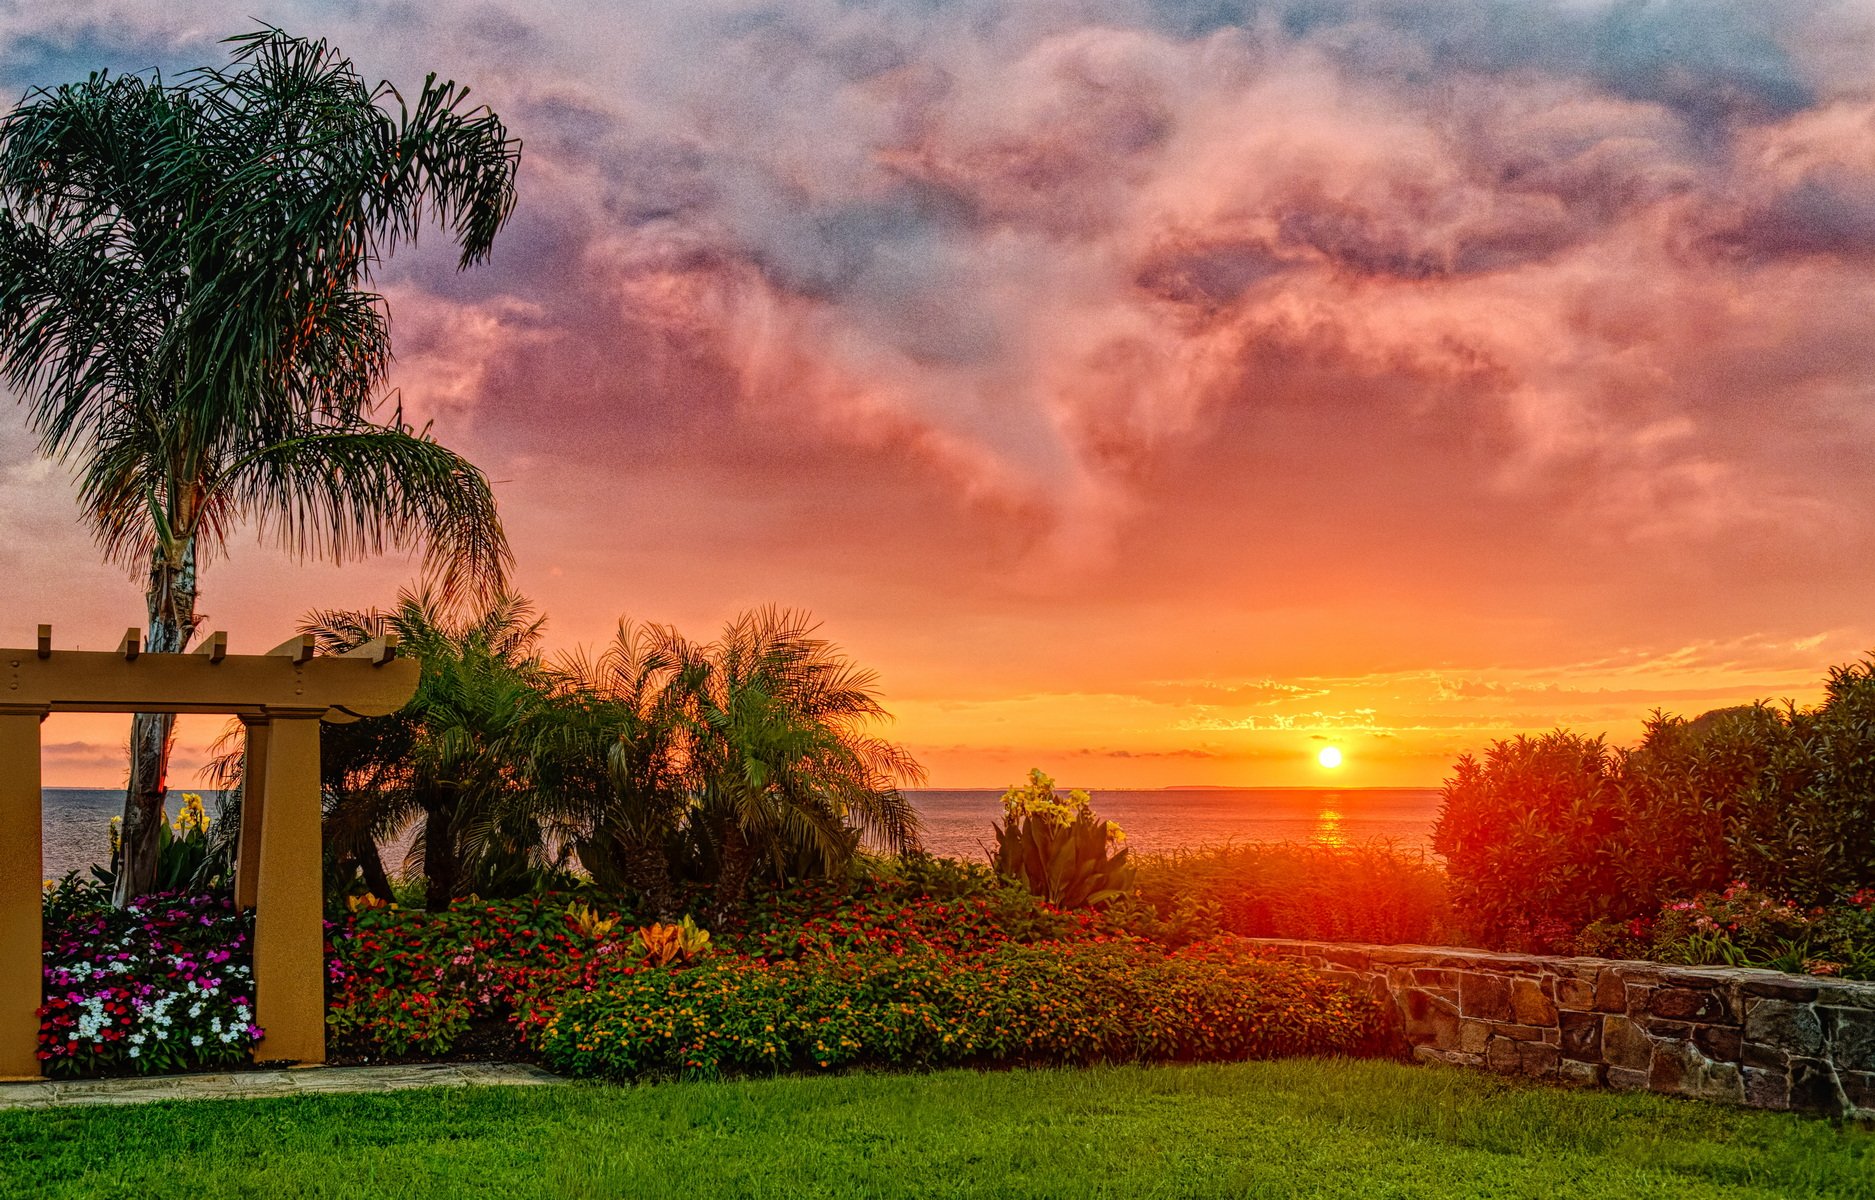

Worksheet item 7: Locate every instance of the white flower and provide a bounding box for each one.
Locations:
[191,1036,203,1047]
[128,1047,140,1058]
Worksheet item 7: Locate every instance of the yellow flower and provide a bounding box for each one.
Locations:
[172,792,211,836]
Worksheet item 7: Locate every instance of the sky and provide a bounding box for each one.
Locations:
[6,0,1875,789]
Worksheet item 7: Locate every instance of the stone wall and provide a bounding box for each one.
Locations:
[1247,939,1875,1118]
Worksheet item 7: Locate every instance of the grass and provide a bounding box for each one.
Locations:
[1,1059,1868,1199]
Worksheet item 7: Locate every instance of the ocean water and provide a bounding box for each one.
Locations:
[40,788,230,882]
[909,788,1443,860]
[37,785,1445,878]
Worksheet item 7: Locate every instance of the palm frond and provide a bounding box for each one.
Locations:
[218,422,510,605]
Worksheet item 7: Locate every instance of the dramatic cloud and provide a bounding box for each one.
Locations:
[6,1,1875,785]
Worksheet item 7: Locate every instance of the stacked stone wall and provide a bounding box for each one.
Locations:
[1248,939,1875,1117]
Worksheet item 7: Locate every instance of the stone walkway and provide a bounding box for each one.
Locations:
[0,1061,565,1109]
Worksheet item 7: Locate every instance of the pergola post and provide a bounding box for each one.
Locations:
[233,717,271,911]
[0,707,43,1080]
[251,712,326,1065]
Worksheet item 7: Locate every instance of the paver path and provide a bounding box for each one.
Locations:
[0,1061,564,1109]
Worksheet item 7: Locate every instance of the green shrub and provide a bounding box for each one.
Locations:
[1726,662,1875,906]
[531,940,1377,1079]
[1435,661,1875,950]
[1131,844,1451,946]
[1609,707,1782,908]
[1433,730,1624,950]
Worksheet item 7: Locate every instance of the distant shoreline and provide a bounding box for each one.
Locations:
[44,784,1444,795]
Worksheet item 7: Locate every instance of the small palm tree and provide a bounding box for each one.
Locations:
[685,608,925,920]
[550,621,702,918]
[0,29,520,901]
[304,592,554,911]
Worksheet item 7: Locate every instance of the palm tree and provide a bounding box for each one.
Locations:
[684,608,926,921]
[303,592,555,911]
[0,29,520,902]
[550,621,703,918]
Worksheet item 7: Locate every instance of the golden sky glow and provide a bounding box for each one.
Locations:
[2,3,1872,787]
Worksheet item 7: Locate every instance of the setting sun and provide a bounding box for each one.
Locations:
[1317,746,1343,769]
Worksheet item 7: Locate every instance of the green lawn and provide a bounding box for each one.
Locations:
[1,1059,1868,1199]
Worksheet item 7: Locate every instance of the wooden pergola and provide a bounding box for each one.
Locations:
[0,626,418,1078]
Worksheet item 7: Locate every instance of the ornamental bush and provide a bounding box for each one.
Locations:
[530,940,1378,1080]
[733,874,1097,960]
[325,894,631,1058]
[39,882,259,1077]
[1435,661,1875,951]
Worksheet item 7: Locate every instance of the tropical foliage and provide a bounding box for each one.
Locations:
[91,794,233,899]
[293,594,924,916]
[295,591,563,910]
[991,769,1133,908]
[0,27,517,902]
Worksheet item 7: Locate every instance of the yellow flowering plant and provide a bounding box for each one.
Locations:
[992,769,1134,909]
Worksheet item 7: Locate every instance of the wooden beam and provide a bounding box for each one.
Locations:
[268,635,314,665]
[339,634,399,666]
[35,626,50,660]
[195,631,228,663]
[118,628,141,660]
[233,718,270,912]
[0,646,418,717]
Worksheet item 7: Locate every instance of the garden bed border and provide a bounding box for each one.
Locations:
[1245,938,1875,1118]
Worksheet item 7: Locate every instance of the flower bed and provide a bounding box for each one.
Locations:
[325,895,621,1059]
[530,940,1378,1079]
[734,875,1100,959]
[1571,883,1875,979]
[39,884,260,1077]
[323,877,1107,1060]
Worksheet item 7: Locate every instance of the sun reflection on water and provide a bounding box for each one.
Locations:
[1312,807,1346,848]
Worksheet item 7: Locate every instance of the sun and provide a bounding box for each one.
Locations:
[1317,746,1343,770]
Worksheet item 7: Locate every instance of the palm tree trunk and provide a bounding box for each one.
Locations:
[710,817,757,927]
[423,790,459,912]
[618,829,677,920]
[114,540,198,905]
[355,836,396,904]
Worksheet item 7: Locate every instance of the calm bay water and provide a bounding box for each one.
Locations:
[39,788,231,882]
[37,785,1444,879]
[909,788,1443,859]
